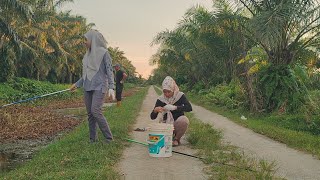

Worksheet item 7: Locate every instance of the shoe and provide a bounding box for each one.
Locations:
[134,128,145,132]
[105,139,113,144]
[89,139,97,143]
[117,101,121,107]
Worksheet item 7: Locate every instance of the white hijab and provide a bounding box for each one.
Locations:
[82,30,108,81]
[158,76,184,105]
[158,76,184,124]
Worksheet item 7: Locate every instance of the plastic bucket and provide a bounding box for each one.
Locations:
[146,123,174,157]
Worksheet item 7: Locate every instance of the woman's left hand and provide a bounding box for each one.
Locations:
[108,89,115,100]
[70,84,77,92]
[164,104,177,111]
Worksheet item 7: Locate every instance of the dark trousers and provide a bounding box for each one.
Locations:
[116,83,123,101]
[84,90,113,142]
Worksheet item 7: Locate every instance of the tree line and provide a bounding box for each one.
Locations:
[0,0,141,84]
[150,0,320,113]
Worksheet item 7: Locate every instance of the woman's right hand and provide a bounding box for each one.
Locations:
[70,84,77,92]
[153,106,164,113]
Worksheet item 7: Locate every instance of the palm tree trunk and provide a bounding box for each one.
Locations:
[245,73,260,112]
[0,35,5,49]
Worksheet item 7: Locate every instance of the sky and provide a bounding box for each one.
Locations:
[61,0,213,78]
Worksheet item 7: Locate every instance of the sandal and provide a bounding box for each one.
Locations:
[134,127,145,132]
[172,140,180,147]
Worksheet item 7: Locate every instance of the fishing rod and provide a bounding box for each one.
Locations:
[120,136,203,159]
[0,89,71,109]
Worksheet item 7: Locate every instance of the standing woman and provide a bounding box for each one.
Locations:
[150,76,192,146]
[70,29,115,143]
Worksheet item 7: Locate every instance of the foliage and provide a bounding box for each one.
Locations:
[0,45,15,82]
[0,1,142,83]
[238,46,268,74]
[231,0,320,65]
[204,80,248,110]
[150,0,320,113]
[257,64,309,113]
[150,5,250,87]
[265,114,320,136]
[108,47,143,83]
[0,77,75,103]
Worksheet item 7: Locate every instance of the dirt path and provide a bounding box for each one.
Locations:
[117,86,208,180]
[192,104,320,180]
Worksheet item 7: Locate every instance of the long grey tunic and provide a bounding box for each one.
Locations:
[75,52,114,92]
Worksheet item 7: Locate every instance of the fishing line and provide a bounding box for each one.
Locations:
[118,135,258,172]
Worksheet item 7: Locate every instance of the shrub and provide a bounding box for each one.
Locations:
[204,80,248,110]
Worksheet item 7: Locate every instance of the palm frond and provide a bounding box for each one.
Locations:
[0,17,20,50]
[54,0,74,8]
[2,0,33,20]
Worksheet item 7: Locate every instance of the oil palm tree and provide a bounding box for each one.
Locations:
[231,0,320,65]
[152,5,247,87]
[229,0,320,112]
[0,0,33,81]
[108,46,137,80]
[0,0,32,49]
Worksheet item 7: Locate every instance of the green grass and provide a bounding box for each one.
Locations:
[187,114,281,179]
[1,86,148,180]
[154,85,162,94]
[187,92,320,159]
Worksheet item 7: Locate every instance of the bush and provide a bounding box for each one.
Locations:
[190,81,206,94]
[204,80,248,110]
[257,65,308,113]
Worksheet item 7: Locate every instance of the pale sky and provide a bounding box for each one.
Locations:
[62,0,213,78]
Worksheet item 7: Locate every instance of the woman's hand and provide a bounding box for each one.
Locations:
[108,89,115,100]
[70,84,77,92]
[153,106,164,113]
[164,104,177,111]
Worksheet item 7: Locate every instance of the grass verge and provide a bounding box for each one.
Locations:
[187,113,282,179]
[187,93,320,159]
[1,86,148,180]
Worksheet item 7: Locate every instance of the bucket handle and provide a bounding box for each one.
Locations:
[146,135,165,146]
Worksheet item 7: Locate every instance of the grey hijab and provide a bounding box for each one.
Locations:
[82,30,108,81]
